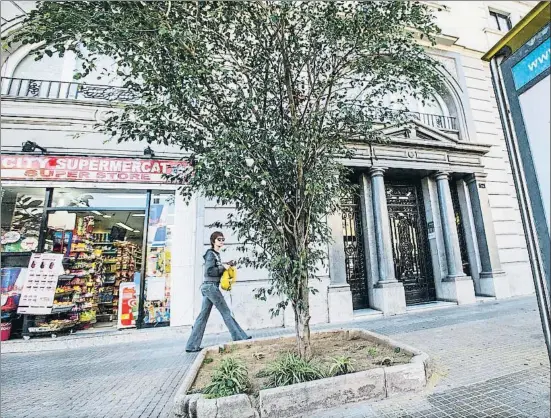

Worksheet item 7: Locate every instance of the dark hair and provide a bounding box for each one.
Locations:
[210,231,224,247]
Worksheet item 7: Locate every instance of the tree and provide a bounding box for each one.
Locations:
[5,1,443,359]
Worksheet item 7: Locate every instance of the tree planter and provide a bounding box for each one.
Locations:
[173,329,431,418]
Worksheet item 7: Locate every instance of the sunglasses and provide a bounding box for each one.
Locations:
[216,237,225,242]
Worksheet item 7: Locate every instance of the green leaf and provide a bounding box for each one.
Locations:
[12,1,444,360]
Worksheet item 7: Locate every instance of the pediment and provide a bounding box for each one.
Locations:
[380,120,459,145]
[374,120,491,156]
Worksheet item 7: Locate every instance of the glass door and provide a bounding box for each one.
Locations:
[140,192,174,327]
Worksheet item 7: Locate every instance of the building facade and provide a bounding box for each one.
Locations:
[0,1,538,336]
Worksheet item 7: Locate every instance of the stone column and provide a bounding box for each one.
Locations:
[466,173,510,298]
[369,167,406,314]
[370,168,396,283]
[434,172,476,304]
[327,211,354,323]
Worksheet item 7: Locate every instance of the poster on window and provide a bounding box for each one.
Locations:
[1,267,26,312]
[17,253,64,315]
[1,189,44,253]
[517,74,550,230]
[117,282,137,329]
[143,199,173,325]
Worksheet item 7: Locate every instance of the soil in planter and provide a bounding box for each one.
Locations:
[189,331,413,396]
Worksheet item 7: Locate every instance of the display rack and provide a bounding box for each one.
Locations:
[95,240,116,323]
[24,216,142,337]
[28,217,99,338]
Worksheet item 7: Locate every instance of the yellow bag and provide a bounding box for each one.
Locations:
[220,266,237,291]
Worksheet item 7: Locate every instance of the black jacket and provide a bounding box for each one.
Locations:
[204,249,224,283]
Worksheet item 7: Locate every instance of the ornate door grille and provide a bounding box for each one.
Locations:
[450,181,471,277]
[341,196,369,310]
[385,182,435,305]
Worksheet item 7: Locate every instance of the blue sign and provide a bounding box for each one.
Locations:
[512,38,550,90]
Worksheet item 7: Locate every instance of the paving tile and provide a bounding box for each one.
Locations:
[1,296,549,418]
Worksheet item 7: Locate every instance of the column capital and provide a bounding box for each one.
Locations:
[369,167,387,178]
[433,171,450,182]
[465,172,488,185]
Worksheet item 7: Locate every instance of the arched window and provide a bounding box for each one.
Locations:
[338,70,467,139]
[341,77,457,133]
[75,46,123,86]
[11,48,122,85]
[380,91,450,117]
[5,46,124,99]
[12,53,65,81]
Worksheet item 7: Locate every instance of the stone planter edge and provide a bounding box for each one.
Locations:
[173,328,431,418]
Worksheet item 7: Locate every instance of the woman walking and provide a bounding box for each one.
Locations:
[185,231,250,352]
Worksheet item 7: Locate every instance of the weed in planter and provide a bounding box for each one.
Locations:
[187,388,203,395]
[203,358,214,365]
[394,347,401,353]
[202,357,250,399]
[367,347,378,357]
[348,343,364,353]
[218,345,235,355]
[262,352,326,388]
[328,356,356,376]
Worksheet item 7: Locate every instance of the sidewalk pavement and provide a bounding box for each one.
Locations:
[1,296,549,418]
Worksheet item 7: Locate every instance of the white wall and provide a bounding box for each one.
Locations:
[0,1,538,331]
[0,99,188,159]
[169,195,198,327]
[432,1,538,53]
[195,198,330,333]
[425,0,536,296]
[462,56,534,296]
[198,199,284,333]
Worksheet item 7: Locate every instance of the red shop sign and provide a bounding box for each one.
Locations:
[0,155,188,183]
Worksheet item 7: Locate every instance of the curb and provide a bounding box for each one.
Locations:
[1,326,191,354]
[173,328,431,418]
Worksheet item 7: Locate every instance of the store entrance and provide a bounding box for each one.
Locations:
[44,209,145,330]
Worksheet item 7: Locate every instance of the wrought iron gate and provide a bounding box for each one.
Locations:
[342,196,369,310]
[385,182,435,305]
[450,181,471,277]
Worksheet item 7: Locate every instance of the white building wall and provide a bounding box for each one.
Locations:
[198,199,330,333]
[199,200,283,333]
[429,1,536,296]
[1,0,538,332]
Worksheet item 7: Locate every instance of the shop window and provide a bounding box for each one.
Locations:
[1,187,46,253]
[51,189,147,209]
[44,207,146,330]
[142,192,175,326]
[489,10,512,32]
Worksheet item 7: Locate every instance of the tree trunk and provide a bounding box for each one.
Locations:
[294,277,312,359]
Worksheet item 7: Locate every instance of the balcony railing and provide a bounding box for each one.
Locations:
[1,76,458,132]
[406,111,458,132]
[1,77,137,102]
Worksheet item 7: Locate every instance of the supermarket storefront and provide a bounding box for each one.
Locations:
[1,154,194,339]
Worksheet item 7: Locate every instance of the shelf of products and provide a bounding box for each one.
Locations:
[30,215,143,335]
[29,319,78,337]
[108,241,140,319]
